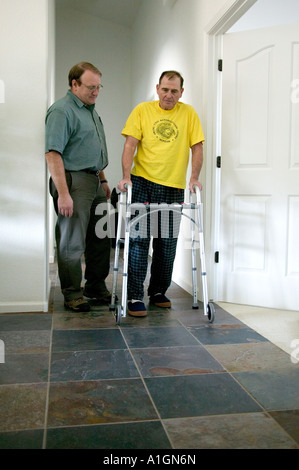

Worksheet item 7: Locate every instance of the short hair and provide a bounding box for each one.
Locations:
[159,70,184,88]
[68,62,102,87]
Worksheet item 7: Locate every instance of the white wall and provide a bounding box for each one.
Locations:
[55,4,132,191]
[0,0,50,313]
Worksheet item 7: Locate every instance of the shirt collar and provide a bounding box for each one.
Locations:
[67,90,95,110]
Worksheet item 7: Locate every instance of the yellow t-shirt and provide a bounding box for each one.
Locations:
[121,101,205,189]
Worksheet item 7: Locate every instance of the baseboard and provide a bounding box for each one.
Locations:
[0,301,48,314]
[172,273,193,295]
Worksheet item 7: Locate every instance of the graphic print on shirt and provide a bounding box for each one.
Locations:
[153,119,179,143]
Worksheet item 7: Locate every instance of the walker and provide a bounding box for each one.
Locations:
[110,184,215,325]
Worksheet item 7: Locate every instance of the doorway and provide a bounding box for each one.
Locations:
[206,0,299,311]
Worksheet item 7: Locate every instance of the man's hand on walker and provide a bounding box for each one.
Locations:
[189,180,202,193]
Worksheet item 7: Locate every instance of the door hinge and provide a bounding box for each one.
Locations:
[217,156,221,168]
[215,251,220,263]
[218,59,223,71]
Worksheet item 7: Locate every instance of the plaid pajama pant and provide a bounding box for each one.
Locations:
[128,174,184,301]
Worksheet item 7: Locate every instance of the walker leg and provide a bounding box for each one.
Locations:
[190,186,216,323]
[109,241,121,311]
[113,184,132,324]
[190,199,199,309]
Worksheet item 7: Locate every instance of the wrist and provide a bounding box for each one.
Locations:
[100,179,108,184]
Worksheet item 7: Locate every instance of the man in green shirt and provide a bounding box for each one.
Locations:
[46,62,111,312]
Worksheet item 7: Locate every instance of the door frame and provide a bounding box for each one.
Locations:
[45,0,56,312]
[203,0,258,302]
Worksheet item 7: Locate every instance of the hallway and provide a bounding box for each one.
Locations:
[0,254,298,449]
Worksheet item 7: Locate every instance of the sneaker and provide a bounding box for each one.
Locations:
[150,293,171,308]
[64,297,91,312]
[83,288,115,304]
[128,300,147,317]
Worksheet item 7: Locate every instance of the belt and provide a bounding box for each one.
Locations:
[80,168,99,176]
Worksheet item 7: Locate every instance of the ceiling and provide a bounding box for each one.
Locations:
[57,0,142,28]
[58,0,299,32]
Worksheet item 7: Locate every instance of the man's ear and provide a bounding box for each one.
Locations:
[71,79,79,90]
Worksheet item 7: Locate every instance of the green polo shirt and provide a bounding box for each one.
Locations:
[45,91,108,171]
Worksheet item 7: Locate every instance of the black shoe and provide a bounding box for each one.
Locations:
[64,297,91,312]
[83,288,114,304]
[128,300,147,317]
[149,293,171,308]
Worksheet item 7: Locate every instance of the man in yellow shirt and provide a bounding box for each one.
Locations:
[118,71,205,317]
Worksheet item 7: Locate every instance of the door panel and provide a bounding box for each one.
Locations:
[219,23,299,310]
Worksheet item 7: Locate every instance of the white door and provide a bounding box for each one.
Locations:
[218,22,299,310]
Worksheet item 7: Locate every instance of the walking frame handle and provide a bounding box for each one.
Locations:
[124,182,132,205]
[192,184,202,205]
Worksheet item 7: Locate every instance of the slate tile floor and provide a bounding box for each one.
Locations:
[0,259,298,449]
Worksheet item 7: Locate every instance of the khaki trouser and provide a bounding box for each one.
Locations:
[50,171,110,301]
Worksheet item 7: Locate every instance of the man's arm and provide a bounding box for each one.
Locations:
[46,150,73,217]
[118,136,139,192]
[188,141,203,192]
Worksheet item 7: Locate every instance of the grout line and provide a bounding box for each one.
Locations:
[117,325,175,449]
[42,283,56,449]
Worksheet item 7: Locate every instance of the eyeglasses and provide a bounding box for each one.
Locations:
[80,83,103,92]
